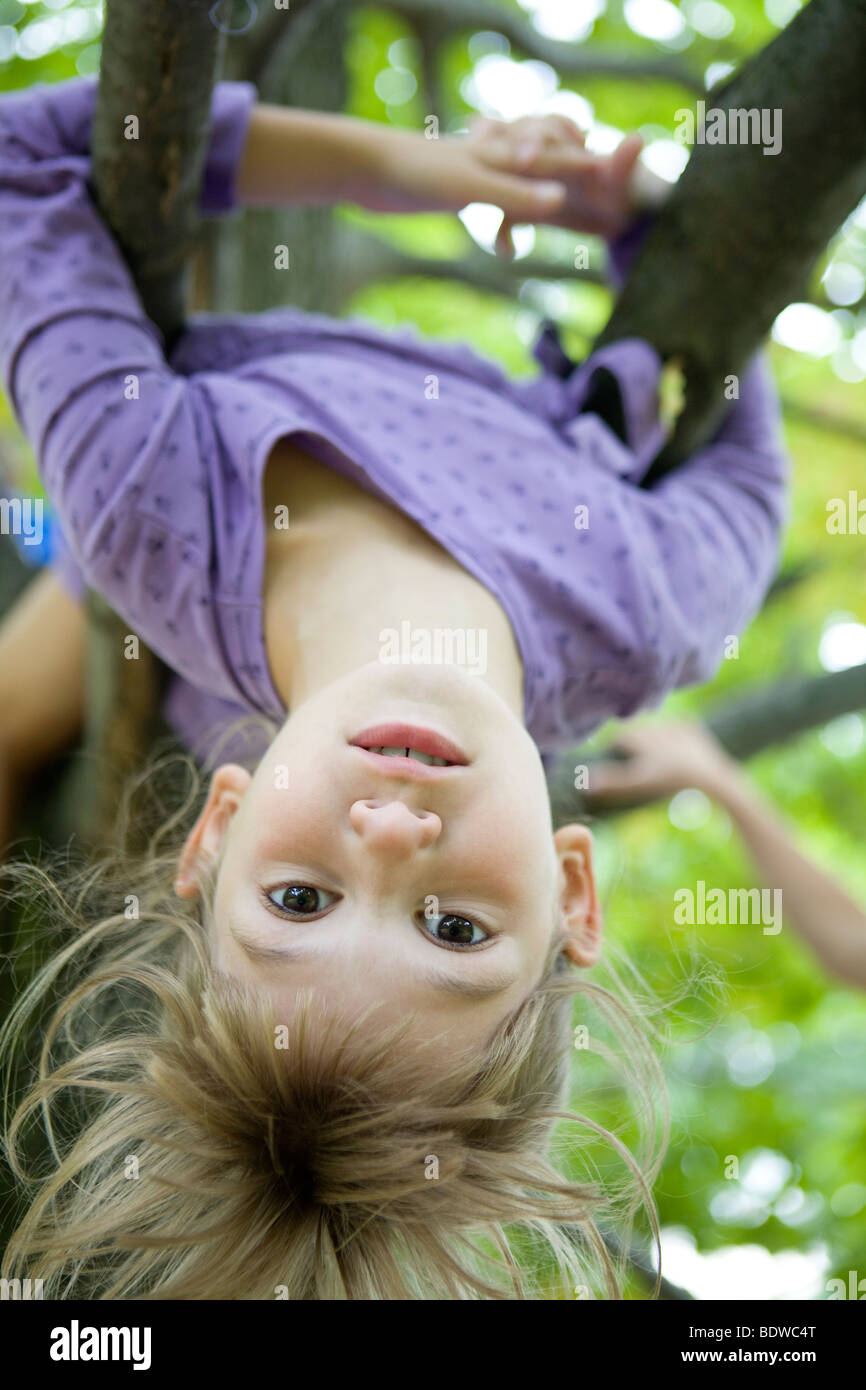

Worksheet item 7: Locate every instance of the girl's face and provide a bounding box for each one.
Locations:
[176,663,602,1061]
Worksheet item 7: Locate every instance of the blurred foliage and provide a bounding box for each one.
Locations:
[1,0,865,1300]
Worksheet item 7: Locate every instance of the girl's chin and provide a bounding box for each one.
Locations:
[281,661,524,757]
[347,661,509,724]
[317,660,494,707]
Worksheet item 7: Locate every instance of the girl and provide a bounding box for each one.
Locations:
[0,76,787,1299]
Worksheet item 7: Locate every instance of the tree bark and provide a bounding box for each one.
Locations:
[595,0,866,480]
[209,0,350,314]
[91,0,226,346]
[548,663,866,823]
[81,0,227,844]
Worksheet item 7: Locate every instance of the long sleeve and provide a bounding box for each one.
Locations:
[0,77,277,710]
[601,205,789,695]
[521,210,791,730]
[0,75,256,413]
[639,350,788,694]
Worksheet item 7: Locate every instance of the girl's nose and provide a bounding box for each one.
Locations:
[349,799,442,856]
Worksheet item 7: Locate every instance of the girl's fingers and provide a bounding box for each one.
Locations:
[610,131,645,181]
[475,137,600,181]
[515,117,560,166]
[468,115,504,139]
[589,758,643,795]
[516,117,587,167]
[548,113,587,146]
[469,167,567,221]
[495,215,515,260]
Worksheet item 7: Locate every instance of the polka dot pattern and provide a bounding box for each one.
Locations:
[0,77,790,763]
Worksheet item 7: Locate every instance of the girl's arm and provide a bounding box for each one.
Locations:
[0,79,635,587]
[0,78,268,704]
[235,105,574,222]
[642,351,789,697]
[0,76,256,577]
[234,103,655,238]
[591,722,866,989]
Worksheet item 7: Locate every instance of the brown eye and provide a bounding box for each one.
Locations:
[268,886,336,916]
[421,911,488,948]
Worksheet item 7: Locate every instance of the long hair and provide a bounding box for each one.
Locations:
[0,748,668,1300]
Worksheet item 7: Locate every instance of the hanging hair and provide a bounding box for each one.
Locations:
[1,747,668,1300]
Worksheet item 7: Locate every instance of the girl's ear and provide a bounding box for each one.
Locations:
[174,764,252,900]
[552,824,604,967]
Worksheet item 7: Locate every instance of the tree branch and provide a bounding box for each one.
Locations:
[779,395,866,445]
[703,661,866,762]
[548,662,866,821]
[402,8,448,119]
[220,0,320,84]
[389,0,704,93]
[596,0,866,480]
[84,0,226,844]
[91,0,225,346]
[334,226,604,302]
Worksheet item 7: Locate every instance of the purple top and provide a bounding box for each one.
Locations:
[0,78,788,762]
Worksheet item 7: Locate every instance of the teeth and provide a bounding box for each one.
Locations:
[367,746,450,766]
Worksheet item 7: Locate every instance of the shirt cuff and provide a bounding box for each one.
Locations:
[200,81,258,215]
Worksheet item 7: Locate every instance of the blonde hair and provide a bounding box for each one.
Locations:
[1,751,668,1300]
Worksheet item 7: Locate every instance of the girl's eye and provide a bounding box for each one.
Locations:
[267,885,337,916]
[421,912,489,948]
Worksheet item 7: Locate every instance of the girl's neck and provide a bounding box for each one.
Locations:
[261,440,525,715]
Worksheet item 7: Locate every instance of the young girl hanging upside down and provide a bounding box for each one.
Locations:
[0,77,788,1299]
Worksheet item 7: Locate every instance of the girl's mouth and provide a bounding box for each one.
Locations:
[348,723,469,768]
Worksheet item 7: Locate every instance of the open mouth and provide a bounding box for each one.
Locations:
[363,746,452,766]
[348,723,468,769]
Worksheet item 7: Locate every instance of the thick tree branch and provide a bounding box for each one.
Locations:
[389,0,704,92]
[84,0,226,843]
[219,0,320,84]
[91,0,225,346]
[779,396,866,445]
[703,662,866,762]
[548,663,866,821]
[333,226,603,302]
[401,7,448,119]
[596,0,866,480]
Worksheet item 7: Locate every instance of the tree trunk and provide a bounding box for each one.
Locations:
[208,0,351,314]
[91,0,226,345]
[595,0,866,481]
[80,0,228,844]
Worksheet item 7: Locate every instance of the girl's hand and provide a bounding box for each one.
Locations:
[589,721,738,805]
[367,114,645,246]
[466,115,645,252]
[365,119,570,227]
